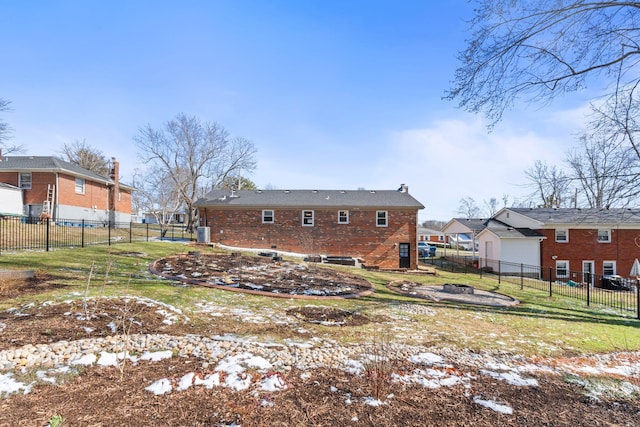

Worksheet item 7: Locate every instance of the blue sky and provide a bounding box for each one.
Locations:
[1,0,591,221]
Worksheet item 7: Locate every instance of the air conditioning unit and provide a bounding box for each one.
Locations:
[196,226,210,243]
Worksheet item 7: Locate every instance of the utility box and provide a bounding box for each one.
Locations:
[196,226,210,243]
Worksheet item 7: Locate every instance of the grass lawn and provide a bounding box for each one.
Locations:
[1,241,638,357]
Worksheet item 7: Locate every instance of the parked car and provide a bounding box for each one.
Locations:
[601,275,633,291]
[418,242,436,258]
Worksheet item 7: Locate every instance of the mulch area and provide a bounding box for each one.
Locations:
[150,253,374,298]
[1,265,640,426]
[2,356,639,426]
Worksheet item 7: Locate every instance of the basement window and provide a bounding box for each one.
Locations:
[262,210,274,224]
[302,210,314,226]
[556,260,569,278]
[376,211,388,227]
[75,177,85,194]
[603,261,616,276]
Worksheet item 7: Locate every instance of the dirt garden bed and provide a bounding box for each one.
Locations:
[150,253,374,298]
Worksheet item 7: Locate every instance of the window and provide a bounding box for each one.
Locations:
[338,210,349,224]
[376,211,388,227]
[555,229,568,242]
[18,172,32,189]
[262,210,274,224]
[302,210,314,226]
[603,261,616,276]
[75,177,85,194]
[597,229,610,243]
[556,261,569,278]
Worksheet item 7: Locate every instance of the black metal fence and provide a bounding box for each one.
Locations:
[0,216,195,254]
[422,255,640,319]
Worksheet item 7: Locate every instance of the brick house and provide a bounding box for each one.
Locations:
[0,155,134,223]
[478,207,640,284]
[195,187,425,269]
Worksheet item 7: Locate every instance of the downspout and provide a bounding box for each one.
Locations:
[55,173,59,221]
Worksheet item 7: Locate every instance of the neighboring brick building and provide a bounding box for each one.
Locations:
[195,187,424,269]
[478,207,640,285]
[0,155,134,223]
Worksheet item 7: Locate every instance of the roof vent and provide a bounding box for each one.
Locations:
[369,190,376,194]
[284,190,290,193]
[312,190,318,193]
[229,190,239,198]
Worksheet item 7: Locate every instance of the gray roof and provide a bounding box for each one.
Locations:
[0,182,20,191]
[483,219,545,239]
[0,156,134,190]
[509,207,640,226]
[449,218,488,233]
[195,189,425,209]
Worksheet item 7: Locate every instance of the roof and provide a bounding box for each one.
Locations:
[0,182,21,191]
[0,156,134,190]
[195,189,425,209]
[442,218,488,234]
[507,208,640,226]
[481,219,545,239]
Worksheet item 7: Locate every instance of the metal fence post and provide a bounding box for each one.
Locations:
[81,219,85,248]
[146,223,149,241]
[637,279,640,320]
[549,267,553,297]
[587,280,590,306]
[46,218,50,252]
[108,221,111,246]
[129,222,132,243]
[498,260,501,284]
[520,263,524,290]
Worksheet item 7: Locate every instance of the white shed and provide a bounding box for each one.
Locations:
[476,219,545,274]
[0,183,23,216]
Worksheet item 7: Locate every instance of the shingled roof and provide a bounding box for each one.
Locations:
[481,218,545,239]
[508,207,640,226]
[195,189,425,209]
[0,156,134,190]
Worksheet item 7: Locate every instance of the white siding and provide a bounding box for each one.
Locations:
[0,186,23,216]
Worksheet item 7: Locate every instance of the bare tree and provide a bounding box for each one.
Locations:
[524,160,571,208]
[132,167,183,236]
[0,98,24,154]
[446,1,640,126]
[134,114,257,231]
[60,139,110,176]
[458,197,480,219]
[566,132,640,208]
[483,197,499,217]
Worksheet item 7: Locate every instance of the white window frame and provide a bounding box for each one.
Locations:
[597,229,611,243]
[376,210,388,227]
[302,210,314,226]
[338,210,349,224]
[556,260,569,278]
[262,209,274,224]
[75,177,85,194]
[603,261,616,276]
[555,229,568,243]
[18,172,32,189]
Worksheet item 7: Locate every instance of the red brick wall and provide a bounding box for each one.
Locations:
[58,173,108,209]
[0,171,132,214]
[200,207,419,269]
[540,228,640,278]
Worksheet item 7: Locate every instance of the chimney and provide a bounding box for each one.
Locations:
[397,183,408,193]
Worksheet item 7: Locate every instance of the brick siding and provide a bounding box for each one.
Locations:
[540,228,640,278]
[201,207,419,269]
